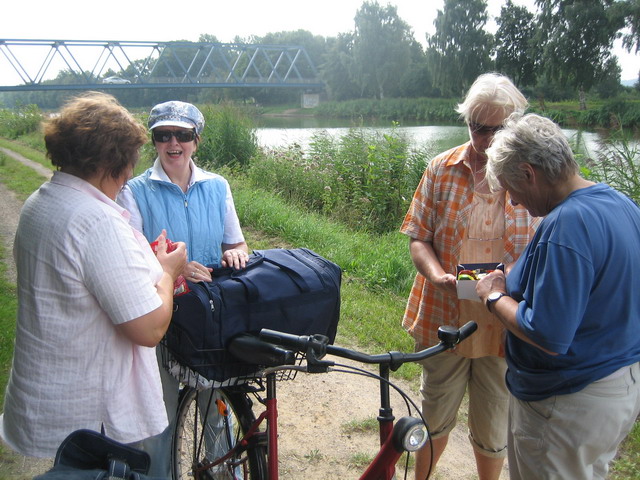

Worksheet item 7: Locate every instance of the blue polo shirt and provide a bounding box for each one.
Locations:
[505,183,640,401]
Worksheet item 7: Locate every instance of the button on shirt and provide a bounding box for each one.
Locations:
[457,190,506,357]
[0,171,168,457]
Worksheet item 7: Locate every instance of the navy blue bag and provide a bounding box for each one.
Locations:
[162,248,341,383]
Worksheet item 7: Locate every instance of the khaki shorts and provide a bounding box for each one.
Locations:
[417,349,509,458]
[508,362,640,480]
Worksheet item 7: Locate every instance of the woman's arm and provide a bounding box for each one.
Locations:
[116,234,187,347]
[409,238,457,296]
[116,271,176,347]
[476,270,558,355]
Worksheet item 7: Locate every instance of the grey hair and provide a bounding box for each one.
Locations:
[456,73,528,124]
[485,113,579,192]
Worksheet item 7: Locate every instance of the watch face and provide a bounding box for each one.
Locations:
[489,291,503,301]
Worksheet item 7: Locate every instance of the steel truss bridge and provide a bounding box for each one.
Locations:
[0,39,324,92]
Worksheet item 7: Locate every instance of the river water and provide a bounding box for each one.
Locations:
[254,116,606,159]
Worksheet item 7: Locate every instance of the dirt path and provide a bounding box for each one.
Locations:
[0,149,508,479]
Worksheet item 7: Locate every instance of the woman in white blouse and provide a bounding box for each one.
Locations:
[0,92,186,477]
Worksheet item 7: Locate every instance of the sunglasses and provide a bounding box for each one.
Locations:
[152,130,197,143]
[468,122,503,135]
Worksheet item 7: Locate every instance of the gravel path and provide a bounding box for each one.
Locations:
[0,183,21,284]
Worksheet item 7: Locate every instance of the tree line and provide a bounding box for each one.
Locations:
[1,0,638,110]
[322,0,638,105]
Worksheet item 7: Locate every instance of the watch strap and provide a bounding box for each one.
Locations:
[486,292,506,313]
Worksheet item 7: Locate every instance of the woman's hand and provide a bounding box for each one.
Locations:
[221,248,250,270]
[476,269,507,303]
[408,239,457,296]
[184,261,213,282]
[433,273,458,296]
[153,231,187,282]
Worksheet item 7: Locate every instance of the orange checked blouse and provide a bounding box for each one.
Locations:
[400,143,539,356]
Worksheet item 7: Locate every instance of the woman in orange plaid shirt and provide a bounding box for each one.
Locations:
[401,73,539,480]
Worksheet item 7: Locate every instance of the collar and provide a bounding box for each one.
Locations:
[150,157,209,189]
[51,171,130,221]
[445,142,473,168]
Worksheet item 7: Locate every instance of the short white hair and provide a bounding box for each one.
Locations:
[485,113,579,192]
[456,73,528,124]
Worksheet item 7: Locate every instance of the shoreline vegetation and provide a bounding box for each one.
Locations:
[0,100,638,478]
[258,96,640,130]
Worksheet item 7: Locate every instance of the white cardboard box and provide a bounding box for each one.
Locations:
[456,263,502,302]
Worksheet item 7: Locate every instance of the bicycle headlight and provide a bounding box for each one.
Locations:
[392,417,429,452]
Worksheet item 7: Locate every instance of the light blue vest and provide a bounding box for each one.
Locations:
[128,169,227,267]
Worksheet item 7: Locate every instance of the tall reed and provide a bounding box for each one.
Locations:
[247,126,428,234]
[580,127,640,203]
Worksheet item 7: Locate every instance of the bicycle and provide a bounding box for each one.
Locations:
[169,321,477,480]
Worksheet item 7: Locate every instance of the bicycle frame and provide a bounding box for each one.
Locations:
[196,363,417,480]
[361,363,403,480]
[265,374,279,480]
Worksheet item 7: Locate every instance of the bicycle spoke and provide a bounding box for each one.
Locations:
[173,388,267,479]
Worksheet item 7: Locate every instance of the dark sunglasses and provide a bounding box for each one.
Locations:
[468,122,503,135]
[152,130,197,143]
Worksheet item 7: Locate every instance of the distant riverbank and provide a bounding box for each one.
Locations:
[257,97,640,130]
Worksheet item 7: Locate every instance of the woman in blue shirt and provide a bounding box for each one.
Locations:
[476,113,640,480]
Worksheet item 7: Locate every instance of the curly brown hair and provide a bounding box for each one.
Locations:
[44,92,147,181]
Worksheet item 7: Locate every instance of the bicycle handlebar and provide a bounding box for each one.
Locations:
[259,321,477,372]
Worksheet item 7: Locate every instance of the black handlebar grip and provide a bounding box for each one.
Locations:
[458,321,478,342]
[437,321,478,346]
[228,333,296,366]
[259,328,308,351]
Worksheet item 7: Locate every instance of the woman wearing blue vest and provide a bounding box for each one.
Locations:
[118,100,249,477]
[118,100,249,280]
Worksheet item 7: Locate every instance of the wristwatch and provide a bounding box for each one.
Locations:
[486,291,506,313]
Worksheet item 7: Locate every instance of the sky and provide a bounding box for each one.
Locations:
[2,0,638,84]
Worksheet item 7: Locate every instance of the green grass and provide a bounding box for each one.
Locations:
[348,451,375,469]
[0,151,50,201]
[610,421,640,479]
[303,449,324,463]
[0,136,51,170]
[0,244,20,475]
[341,417,379,434]
[0,244,17,409]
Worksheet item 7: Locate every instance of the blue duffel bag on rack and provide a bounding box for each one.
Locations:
[160,248,341,384]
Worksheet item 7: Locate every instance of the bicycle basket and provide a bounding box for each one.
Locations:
[159,326,261,388]
[159,326,303,389]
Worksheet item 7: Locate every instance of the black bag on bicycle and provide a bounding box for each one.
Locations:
[33,429,162,480]
[163,248,341,383]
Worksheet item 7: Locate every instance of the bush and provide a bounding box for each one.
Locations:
[0,104,42,139]
[315,98,459,124]
[197,103,258,169]
[571,100,640,129]
[580,130,640,204]
[248,144,333,213]
[247,126,427,234]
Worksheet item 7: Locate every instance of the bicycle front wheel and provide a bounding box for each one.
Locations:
[173,387,268,479]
